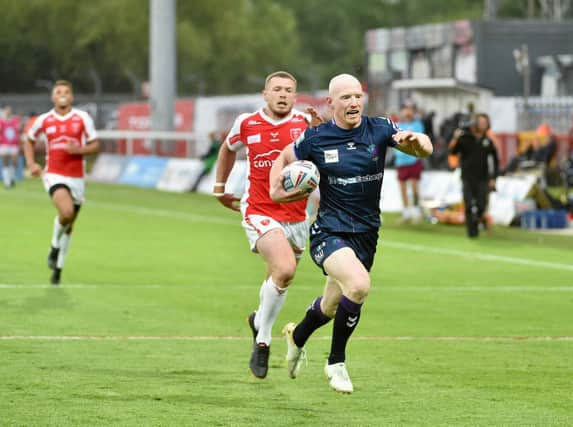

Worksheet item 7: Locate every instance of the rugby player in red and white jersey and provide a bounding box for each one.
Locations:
[24,80,100,285]
[213,71,321,379]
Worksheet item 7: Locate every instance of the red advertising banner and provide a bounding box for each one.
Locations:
[117,100,194,157]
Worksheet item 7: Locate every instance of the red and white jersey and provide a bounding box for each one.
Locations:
[226,108,310,221]
[0,116,21,146]
[28,108,97,178]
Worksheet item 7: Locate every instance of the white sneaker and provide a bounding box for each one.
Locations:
[410,206,422,224]
[324,361,353,394]
[282,323,306,379]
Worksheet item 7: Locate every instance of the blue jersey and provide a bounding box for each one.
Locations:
[294,116,399,232]
[393,120,425,167]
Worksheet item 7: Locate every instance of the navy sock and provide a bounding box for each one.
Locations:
[328,295,362,365]
[293,297,332,348]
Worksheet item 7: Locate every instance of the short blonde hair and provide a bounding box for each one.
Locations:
[264,71,297,89]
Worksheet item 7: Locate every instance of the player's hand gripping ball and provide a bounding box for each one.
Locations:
[281,160,320,194]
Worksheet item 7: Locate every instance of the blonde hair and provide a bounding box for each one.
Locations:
[264,71,297,89]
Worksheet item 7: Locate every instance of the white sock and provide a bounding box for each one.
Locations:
[56,232,72,269]
[254,277,287,345]
[51,217,69,248]
[2,168,9,187]
[253,281,265,331]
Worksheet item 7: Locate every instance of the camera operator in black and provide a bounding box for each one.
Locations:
[449,113,499,238]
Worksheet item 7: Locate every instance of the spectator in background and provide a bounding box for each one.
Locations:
[394,104,425,223]
[449,113,499,238]
[419,108,435,143]
[504,122,557,175]
[24,80,100,285]
[191,130,224,192]
[0,106,22,188]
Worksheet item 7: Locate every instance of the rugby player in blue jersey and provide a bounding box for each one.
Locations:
[269,73,432,393]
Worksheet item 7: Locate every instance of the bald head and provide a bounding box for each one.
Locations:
[327,74,364,129]
[328,74,362,97]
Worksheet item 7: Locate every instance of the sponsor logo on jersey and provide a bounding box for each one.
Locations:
[253,149,282,168]
[328,171,384,186]
[324,149,339,163]
[270,132,280,142]
[247,134,261,144]
[49,135,80,150]
[291,117,305,123]
[248,120,262,125]
[346,142,356,150]
[46,126,57,135]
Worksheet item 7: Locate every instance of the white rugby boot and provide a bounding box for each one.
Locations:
[282,323,307,379]
[324,361,353,394]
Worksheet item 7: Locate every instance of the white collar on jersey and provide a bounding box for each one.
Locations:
[50,108,77,121]
[259,108,300,126]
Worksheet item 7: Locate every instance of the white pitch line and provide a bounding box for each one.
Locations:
[383,241,573,272]
[8,189,573,272]
[9,189,237,226]
[90,200,237,226]
[1,284,572,292]
[1,335,572,342]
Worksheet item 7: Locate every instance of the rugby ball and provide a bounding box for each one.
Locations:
[281,160,320,193]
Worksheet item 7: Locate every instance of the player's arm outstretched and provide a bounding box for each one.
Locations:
[269,143,309,203]
[393,130,433,158]
[213,142,241,212]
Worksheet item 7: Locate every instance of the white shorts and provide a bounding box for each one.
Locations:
[42,173,86,205]
[0,145,19,156]
[242,214,309,259]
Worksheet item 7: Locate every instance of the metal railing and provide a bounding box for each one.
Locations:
[516,98,573,134]
[96,130,198,158]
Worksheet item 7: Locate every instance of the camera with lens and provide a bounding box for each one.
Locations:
[457,114,475,133]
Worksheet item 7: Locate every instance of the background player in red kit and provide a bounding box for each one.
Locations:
[213,70,320,379]
[0,105,22,188]
[24,80,100,285]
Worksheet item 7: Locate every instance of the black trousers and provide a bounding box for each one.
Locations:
[462,179,489,237]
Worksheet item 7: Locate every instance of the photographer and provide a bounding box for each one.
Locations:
[449,113,499,238]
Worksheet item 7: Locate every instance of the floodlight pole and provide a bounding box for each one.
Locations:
[150,0,176,133]
[522,44,531,107]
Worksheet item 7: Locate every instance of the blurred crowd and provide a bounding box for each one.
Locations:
[0,106,37,188]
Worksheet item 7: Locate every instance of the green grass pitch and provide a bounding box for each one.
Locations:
[1,180,572,426]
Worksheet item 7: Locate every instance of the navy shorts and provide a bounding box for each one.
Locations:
[309,222,379,274]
